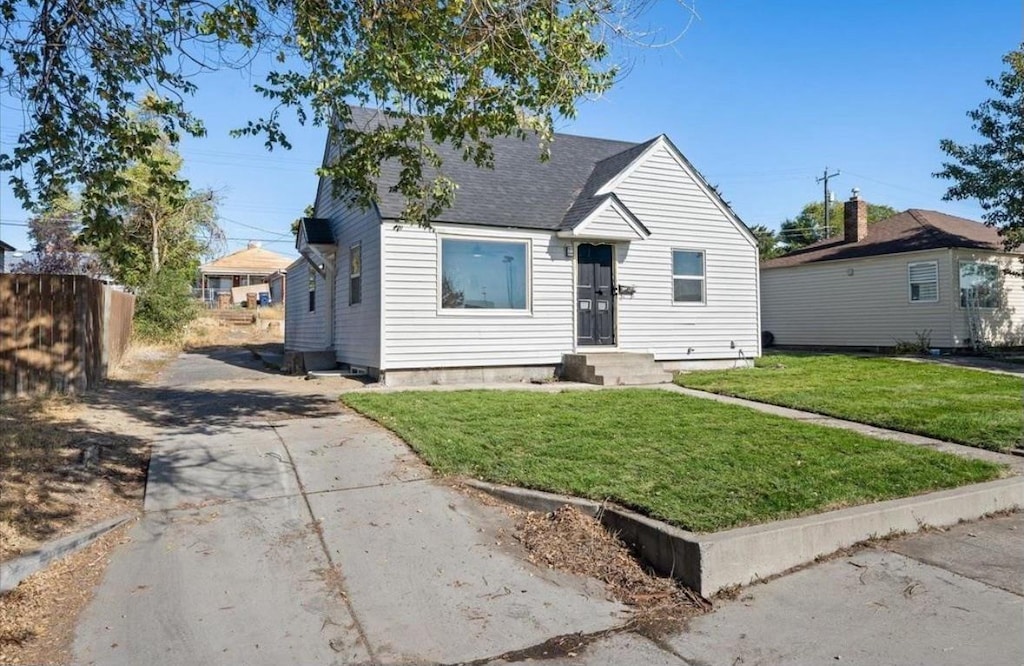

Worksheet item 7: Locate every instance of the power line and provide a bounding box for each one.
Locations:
[217,215,291,237]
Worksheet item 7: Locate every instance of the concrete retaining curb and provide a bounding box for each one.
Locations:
[0,514,134,593]
[466,477,1024,597]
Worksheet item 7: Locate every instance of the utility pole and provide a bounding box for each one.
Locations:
[816,167,840,237]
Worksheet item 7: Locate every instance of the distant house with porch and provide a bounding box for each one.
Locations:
[197,242,294,305]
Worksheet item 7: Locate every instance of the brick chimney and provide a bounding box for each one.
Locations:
[844,188,867,243]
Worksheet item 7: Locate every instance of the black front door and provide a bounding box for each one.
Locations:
[576,243,615,346]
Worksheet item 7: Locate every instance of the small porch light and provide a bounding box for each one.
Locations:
[564,244,574,258]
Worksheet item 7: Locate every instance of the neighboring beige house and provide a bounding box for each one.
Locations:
[197,242,294,305]
[761,192,1023,350]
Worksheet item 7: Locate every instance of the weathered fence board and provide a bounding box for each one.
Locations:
[0,274,136,400]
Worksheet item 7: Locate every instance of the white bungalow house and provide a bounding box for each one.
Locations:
[285,107,761,385]
[761,191,1023,350]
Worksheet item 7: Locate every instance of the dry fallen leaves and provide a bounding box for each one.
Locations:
[515,505,711,633]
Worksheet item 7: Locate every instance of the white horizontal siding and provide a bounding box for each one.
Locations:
[951,249,1024,346]
[284,260,330,351]
[760,249,958,348]
[576,205,641,240]
[610,143,761,361]
[381,224,573,369]
[307,137,383,369]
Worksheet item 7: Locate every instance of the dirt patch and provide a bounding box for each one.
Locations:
[515,506,711,635]
[183,315,283,350]
[0,398,148,561]
[0,520,135,665]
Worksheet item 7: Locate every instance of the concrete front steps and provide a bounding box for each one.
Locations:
[562,352,674,386]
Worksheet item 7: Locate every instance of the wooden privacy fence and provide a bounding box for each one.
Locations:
[0,274,136,400]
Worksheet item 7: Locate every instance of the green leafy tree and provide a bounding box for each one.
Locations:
[936,45,1024,258]
[0,0,687,229]
[15,195,103,276]
[84,129,223,340]
[778,201,898,252]
[749,224,780,261]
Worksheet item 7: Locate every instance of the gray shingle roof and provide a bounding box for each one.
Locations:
[343,107,647,230]
[761,209,1006,268]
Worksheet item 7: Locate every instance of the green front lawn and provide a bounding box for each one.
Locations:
[341,389,1001,533]
[676,354,1023,452]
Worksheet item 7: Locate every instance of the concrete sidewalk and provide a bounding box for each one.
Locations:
[73,352,624,665]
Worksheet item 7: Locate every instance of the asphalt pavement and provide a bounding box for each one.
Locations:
[73,348,1023,665]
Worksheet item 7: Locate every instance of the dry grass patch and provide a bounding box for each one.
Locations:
[0,397,148,561]
[0,521,134,665]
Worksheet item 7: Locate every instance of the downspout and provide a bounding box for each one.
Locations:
[326,261,336,351]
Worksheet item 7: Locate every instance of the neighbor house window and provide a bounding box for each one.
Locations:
[308,272,316,312]
[672,250,705,303]
[959,261,999,308]
[349,243,362,305]
[440,238,528,310]
[907,261,938,303]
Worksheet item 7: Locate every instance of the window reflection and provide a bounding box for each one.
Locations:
[441,239,528,309]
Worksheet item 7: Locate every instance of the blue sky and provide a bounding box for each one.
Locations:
[0,1,1019,258]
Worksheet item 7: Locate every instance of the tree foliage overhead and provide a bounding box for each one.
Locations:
[936,44,1024,254]
[778,200,897,252]
[14,194,102,276]
[0,0,683,226]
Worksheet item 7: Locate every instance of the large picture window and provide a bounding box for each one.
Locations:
[908,261,938,303]
[672,250,705,303]
[441,238,528,310]
[959,261,999,308]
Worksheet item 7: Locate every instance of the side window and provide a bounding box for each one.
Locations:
[349,243,362,306]
[959,261,999,308]
[908,261,938,303]
[672,250,705,304]
[308,272,316,312]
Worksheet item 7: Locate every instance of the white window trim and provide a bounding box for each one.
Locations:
[957,259,1000,309]
[671,248,706,306]
[436,235,533,316]
[907,261,939,304]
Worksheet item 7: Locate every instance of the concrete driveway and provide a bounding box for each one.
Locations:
[74,348,1023,665]
[73,350,625,665]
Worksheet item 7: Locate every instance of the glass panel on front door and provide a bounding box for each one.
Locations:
[576,243,615,346]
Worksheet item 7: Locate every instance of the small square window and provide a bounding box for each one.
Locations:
[908,262,938,303]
